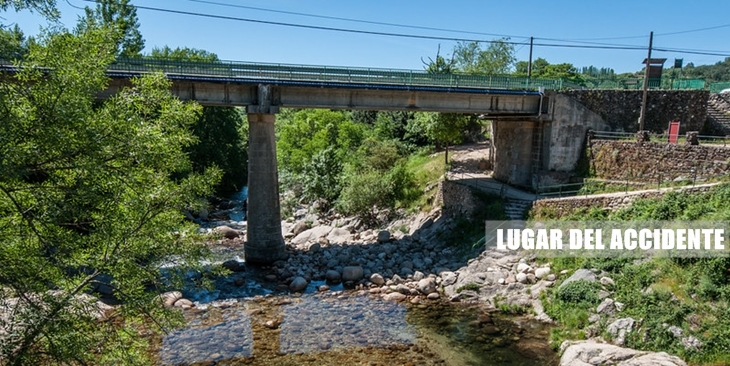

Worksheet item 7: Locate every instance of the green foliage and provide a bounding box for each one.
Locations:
[679,57,730,83]
[185,106,247,195]
[0,0,58,20]
[150,46,220,62]
[451,38,516,75]
[300,147,343,206]
[337,170,394,224]
[0,27,217,364]
[79,0,144,58]
[555,280,602,305]
[456,283,480,293]
[0,24,31,60]
[148,48,245,196]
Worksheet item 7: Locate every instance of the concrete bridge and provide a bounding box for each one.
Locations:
[4,58,595,264]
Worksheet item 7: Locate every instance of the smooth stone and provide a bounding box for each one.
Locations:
[289,276,308,292]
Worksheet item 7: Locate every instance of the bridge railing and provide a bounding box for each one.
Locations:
[108,58,561,91]
[710,82,730,93]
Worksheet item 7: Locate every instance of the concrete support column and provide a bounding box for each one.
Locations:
[245,113,287,264]
[492,120,536,188]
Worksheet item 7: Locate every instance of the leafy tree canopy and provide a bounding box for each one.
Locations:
[78,0,144,58]
[0,25,219,364]
[451,38,516,75]
[0,0,58,19]
[150,46,220,62]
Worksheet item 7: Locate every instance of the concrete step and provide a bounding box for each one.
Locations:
[503,199,533,220]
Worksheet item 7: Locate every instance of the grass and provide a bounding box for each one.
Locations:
[402,151,447,213]
[535,184,730,364]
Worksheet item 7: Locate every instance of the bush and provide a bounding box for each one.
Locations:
[337,170,394,224]
[556,280,602,305]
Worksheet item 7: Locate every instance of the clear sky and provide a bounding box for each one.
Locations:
[6,0,730,73]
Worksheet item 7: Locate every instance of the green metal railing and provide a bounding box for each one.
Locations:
[4,56,726,92]
[710,82,730,93]
[109,58,562,91]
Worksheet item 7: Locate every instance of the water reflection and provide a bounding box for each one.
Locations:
[156,293,557,365]
[280,296,415,353]
[160,309,253,365]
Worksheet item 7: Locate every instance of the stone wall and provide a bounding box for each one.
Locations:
[439,180,484,218]
[531,184,717,219]
[588,140,730,181]
[561,90,709,133]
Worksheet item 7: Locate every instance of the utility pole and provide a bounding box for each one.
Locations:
[639,31,653,132]
[528,36,534,78]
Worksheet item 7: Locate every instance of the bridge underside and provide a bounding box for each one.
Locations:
[104,77,545,116]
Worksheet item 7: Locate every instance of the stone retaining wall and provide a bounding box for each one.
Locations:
[531,184,716,219]
[589,140,730,182]
[440,180,482,218]
[561,90,708,133]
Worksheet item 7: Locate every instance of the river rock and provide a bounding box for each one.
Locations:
[413,271,426,281]
[160,291,183,307]
[601,276,616,287]
[291,221,309,236]
[383,292,407,301]
[221,259,246,272]
[173,298,194,309]
[596,298,616,316]
[535,267,551,279]
[417,278,437,294]
[440,271,458,286]
[289,276,308,292]
[342,266,364,282]
[427,292,440,300]
[516,273,528,284]
[517,263,532,273]
[377,230,391,243]
[325,270,341,283]
[559,269,597,289]
[292,226,333,246]
[560,340,687,366]
[370,273,385,286]
[214,225,241,239]
[607,317,635,346]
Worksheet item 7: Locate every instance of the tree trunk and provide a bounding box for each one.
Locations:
[444,144,449,165]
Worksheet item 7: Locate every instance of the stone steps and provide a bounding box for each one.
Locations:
[503,199,533,220]
[705,94,730,135]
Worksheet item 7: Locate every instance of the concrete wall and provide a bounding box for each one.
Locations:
[561,90,709,133]
[492,120,535,187]
[544,93,610,172]
[588,140,730,182]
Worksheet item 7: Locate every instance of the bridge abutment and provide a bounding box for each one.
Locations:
[245,113,287,264]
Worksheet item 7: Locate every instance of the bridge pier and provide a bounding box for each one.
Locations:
[245,113,287,264]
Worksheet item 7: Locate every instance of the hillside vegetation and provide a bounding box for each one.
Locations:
[535,184,730,365]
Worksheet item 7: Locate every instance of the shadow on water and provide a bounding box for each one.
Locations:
[156,292,558,366]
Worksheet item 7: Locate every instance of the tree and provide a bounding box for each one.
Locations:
[79,0,144,58]
[0,26,219,364]
[0,0,58,19]
[150,45,219,62]
[413,112,469,164]
[422,44,455,75]
[0,24,31,60]
[149,47,247,196]
[451,38,516,75]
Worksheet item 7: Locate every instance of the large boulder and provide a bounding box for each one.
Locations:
[559,269,597,289]
[291,226,333,246]
[560,341,687,366]
[342,266,364,282]
[417,278,438,294]
[289,277,308,292]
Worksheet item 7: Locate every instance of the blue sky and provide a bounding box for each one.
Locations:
[5,0,730,73]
